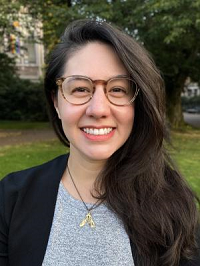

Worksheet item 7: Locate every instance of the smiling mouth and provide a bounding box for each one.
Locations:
[82,127,114,135]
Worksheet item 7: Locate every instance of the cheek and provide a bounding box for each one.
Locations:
[58,107,78,142]
[117,106,135,132]
[57,99,85,129]
[57,93,72,123]
[56,97,73,130]
[59,107,76,127]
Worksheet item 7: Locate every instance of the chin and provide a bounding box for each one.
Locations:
[70,142,121,162]
[83,149,117,162]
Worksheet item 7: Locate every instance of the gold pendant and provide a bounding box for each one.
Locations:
[80,212,95,228]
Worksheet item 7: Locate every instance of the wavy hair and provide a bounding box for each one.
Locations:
[44,19,199,266]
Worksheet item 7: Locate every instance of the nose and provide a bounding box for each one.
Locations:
[85,85,111,118]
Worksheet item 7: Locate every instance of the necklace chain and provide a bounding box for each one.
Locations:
[67,166,101,228]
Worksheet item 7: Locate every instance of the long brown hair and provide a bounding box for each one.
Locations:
[44,19,199,265]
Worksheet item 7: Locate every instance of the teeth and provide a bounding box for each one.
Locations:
[83,128,113,135]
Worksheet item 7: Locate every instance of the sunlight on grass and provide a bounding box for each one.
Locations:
[0,140,67,178]
[169,129,200,197]
[0,128,199,197]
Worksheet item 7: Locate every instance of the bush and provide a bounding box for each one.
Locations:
[181,96,200,111]
[0,53,48,121]
[0,79,48,121]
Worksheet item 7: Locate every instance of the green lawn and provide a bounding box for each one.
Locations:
[0,140,67,178]
[0,127,199,197]
[170,129,200,197]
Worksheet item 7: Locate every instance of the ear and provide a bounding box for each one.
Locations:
[51,91,61,119]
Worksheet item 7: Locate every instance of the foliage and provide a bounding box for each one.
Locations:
[0,53,48,121]
[182,95,200,109]
[101,0,200,127]
[0,79,48,121]
[1,0,200,127]
[0,0,40,51]
[19,0,200,128]
[0,0,21,46]
[0,52,17,80]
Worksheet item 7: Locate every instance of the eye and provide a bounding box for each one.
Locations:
[70,86,92,98]
[109,86,128,97]
[72,87,91,93]
[111,87,126,92]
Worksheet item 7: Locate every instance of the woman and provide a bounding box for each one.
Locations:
[0,19,199,266]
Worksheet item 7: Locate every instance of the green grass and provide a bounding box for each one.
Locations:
[0,140,67,178]
[170,129,200,197]
[0,120,51,130]
[0,127,199,197]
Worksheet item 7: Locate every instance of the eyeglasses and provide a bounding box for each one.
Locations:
[56,75,140,106]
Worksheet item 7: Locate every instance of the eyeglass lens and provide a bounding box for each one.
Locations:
[61,77,137,105]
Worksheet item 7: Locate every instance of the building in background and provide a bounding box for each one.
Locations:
[182,79,200,98]
[2,8,44,82]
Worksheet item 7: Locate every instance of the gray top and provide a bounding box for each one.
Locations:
[42,182,134,266]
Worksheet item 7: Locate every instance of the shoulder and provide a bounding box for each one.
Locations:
[0,154,68,212]
[0,154,68,227]
[0,154,68,191]
[0,154,69,262]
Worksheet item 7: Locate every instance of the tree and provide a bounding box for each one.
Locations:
[86,0,200,128]
[0,1,47,121]
[0,0,37,48]
[2,0,200,127]
[117,0,200,128]
[0,0,20,46]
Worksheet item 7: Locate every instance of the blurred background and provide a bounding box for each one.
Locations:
[0,0,199,195]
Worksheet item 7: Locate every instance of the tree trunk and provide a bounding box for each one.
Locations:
[67,0,72,7]
[165,75,186,128]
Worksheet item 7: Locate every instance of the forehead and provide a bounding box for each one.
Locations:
[63,42,128,79]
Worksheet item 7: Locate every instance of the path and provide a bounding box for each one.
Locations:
[183,113,200,128]
[0,113,199,147]
[0,129,57,147]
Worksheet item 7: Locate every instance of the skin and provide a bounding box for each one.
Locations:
[54,42,134,202]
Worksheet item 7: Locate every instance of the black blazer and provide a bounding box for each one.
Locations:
[0,155,199,266]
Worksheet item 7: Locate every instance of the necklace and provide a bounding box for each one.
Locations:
[67,167,101,228]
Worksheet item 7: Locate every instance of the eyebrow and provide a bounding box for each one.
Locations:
[114,74,129,78]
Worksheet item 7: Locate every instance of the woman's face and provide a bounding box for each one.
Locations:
[54,42,134,162]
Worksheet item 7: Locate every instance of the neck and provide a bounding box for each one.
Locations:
[62,147,106,203]
[68,155,104,185]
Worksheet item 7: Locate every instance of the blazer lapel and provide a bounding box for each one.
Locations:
[9,154,69,266]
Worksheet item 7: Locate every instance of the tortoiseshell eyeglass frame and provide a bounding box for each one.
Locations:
[56,75,140,106]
